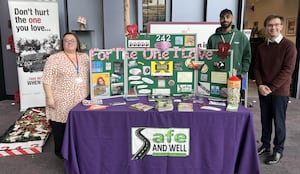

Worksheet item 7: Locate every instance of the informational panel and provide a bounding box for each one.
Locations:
[90,33,233,99]
[8,0,60,111]
[90,49,125,99]
[197,50,233,98]
[148,22,219,49]
[126,33,197,96]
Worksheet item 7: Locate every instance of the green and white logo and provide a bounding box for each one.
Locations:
[131,127,190,160]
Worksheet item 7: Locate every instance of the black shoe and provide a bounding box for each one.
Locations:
[257,145,270,155]
[265,152,282,165]
[55,152,63,159]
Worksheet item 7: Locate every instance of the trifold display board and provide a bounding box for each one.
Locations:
[90,33,233,100]
[125,33,197,96]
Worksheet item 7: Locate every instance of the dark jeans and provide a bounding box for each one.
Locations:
[50,120,66,156]
[259,94,288,153]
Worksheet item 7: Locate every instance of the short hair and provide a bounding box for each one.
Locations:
[263,15,284,27]
[220,9,233,17]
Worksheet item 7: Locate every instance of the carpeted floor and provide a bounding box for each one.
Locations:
[0,80,299,174]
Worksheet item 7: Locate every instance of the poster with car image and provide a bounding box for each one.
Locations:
[8,0,60,111]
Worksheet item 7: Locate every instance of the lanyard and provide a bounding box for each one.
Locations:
[64,52,79,74]
[220,32,235,45]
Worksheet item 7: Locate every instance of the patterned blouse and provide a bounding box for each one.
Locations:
[42,51,90,123]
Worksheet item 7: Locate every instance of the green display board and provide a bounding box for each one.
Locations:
[125,33,197,96]
[196,49,233,98]
[90,48,125,99]
[89,33,233,100]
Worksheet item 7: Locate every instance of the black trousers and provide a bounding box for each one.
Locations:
[50,120,66,156]
[259,94,288,153]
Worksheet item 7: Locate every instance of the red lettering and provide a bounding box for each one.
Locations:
[28,18,41,23]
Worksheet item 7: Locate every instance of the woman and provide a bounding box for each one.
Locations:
[94,76,108,97]
[42,32,90,159]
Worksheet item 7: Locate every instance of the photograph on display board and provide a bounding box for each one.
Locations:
[92,73,110,98]
[92,61,103,72]
[150,61,173,76]
[184,35,196,46]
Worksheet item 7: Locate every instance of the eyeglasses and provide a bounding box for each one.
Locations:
[63,39,77,43]
[266,23,282,28]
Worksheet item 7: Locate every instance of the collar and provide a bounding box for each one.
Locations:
[268,34,283,45]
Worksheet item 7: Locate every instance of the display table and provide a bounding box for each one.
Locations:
[62,97,260,174]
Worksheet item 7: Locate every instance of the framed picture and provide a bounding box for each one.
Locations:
[286,18,296,36]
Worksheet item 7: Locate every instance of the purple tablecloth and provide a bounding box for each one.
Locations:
[62,97,260,174]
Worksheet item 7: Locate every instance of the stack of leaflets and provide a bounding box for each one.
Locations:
[129,103,154,111]
[82,99,103,106]
[208,97,226,106]
[200,105,221,111]
[124,95,139,102]
[155,101,174,112]
[226,104,239,112]
[86,104,109,111]
[181,94,193,101]
[177,102,193,112]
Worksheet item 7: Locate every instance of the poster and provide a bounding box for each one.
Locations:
[8,0,60,111]
[126,34,197,96]
[90,49,125,100]
[90,33,232,99]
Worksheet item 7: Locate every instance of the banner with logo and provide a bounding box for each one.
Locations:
[8,0,60,111]
[131,127,190,160]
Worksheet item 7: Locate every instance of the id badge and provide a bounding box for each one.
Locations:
[76,77,83,84]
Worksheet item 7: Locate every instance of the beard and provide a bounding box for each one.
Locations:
[221,21,232,30]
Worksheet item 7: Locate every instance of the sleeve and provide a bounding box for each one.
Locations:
[253,45,263,86]
[207,36,213,49]
[241,34,252,74]
[42,55,57,86]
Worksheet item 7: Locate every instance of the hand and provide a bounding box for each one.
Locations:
[240,74,244,79]
[46,97,56,109]
[258,85,272,96]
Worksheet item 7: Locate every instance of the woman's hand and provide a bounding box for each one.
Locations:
[46,97,56,108]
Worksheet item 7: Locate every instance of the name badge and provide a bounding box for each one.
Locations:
[76,77,83,84]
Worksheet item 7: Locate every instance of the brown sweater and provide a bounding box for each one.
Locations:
[254,37,297,96]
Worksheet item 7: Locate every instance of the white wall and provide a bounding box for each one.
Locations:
[206,0,239,24]
[244,0,298,43]
[67,0,103,48]
[172,0,204,21]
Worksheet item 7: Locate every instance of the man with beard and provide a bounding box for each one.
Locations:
[207,8,251,78]
[207,9,251,101]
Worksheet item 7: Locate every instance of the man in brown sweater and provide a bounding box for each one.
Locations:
[254,15,297,164]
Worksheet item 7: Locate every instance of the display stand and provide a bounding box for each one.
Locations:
[89,33,233,100]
